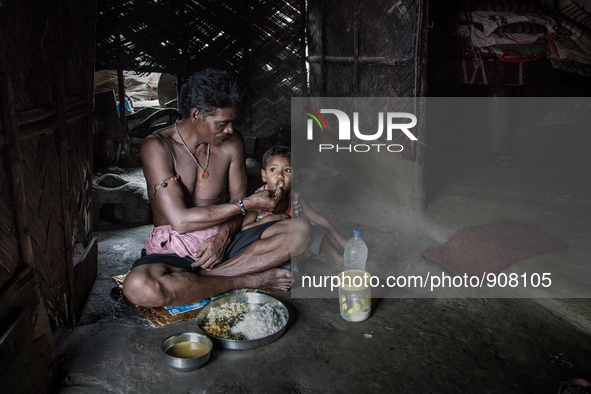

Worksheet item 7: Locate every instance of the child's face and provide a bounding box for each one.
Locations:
[261,155,293,191]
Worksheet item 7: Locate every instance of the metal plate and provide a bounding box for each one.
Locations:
[195,293,289,350]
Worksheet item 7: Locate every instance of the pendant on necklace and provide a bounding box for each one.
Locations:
[202,171,210,179]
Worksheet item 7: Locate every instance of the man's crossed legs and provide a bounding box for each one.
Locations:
[122,218,312,307]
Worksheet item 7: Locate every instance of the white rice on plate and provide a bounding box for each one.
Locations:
[231,304,287,340]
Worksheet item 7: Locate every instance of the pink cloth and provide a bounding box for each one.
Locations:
[144,225,220,260]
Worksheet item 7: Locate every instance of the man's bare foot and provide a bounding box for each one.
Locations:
[245,268,292,291]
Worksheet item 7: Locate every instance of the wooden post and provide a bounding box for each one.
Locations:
[300,0,308,97]
[117,68,129,161]
[413,0,428,162]
[176,0,188,98]
[489,84,510,157]
[242,0,253,135]
[320,0,326,96]
[353,0,359,96]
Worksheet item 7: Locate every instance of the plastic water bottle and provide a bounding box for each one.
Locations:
[344,229,368,271]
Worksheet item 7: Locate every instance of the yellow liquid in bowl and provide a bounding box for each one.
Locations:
[165,341,210,359]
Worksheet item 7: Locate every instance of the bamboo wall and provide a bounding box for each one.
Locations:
[0,0,97,329]
[0,0,97,388]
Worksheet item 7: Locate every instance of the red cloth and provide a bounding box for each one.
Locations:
[422,221,568,277]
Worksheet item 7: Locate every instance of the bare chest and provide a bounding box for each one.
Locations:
[173,146,230,206]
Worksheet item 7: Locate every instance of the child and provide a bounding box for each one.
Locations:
[241,146,349,267]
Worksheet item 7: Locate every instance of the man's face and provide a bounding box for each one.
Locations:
[196,107,237,145]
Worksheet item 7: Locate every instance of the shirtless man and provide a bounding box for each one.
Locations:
[122,69,312,307]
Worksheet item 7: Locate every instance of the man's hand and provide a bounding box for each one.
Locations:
[242,188,282,212]
[191,232,229,270]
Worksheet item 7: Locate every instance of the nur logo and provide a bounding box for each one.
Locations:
[303,108,418,153]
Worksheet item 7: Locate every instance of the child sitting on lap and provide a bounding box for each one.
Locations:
[241,146,349,266]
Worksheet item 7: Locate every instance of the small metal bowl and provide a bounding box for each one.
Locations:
[161,332,213,371]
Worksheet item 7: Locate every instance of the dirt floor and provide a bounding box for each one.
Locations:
[53,156,591,394]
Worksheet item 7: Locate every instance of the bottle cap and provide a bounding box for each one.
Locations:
[353,229,362,236]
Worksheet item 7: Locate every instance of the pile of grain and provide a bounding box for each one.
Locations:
[206,302,250,322]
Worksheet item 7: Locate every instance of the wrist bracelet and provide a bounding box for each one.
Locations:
[238,199,246,216]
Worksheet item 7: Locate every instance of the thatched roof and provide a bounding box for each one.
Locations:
[95,0,305,87]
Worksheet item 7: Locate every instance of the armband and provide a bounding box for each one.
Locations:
[153,175,180,195]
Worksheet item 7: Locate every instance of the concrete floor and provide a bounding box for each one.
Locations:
[54,156,591,393]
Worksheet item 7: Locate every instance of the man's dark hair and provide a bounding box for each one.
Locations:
[179,69,241,119]
[262,145,292,168]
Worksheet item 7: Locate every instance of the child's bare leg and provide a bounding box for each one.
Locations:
[320,234,344,266]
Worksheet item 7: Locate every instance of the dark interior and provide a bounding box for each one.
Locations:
[1,1,591,392]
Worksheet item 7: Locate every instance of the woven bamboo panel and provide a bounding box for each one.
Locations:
[358,0,417,56]
[63,0,95,251]
[308,0,417,97]
[0,268,58,394]
[0,152,20,291]
[0,0,58,112]
[62,0,95,100]
[64,117,94,249]
[358,0,416,97]
[18,133,70,326]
